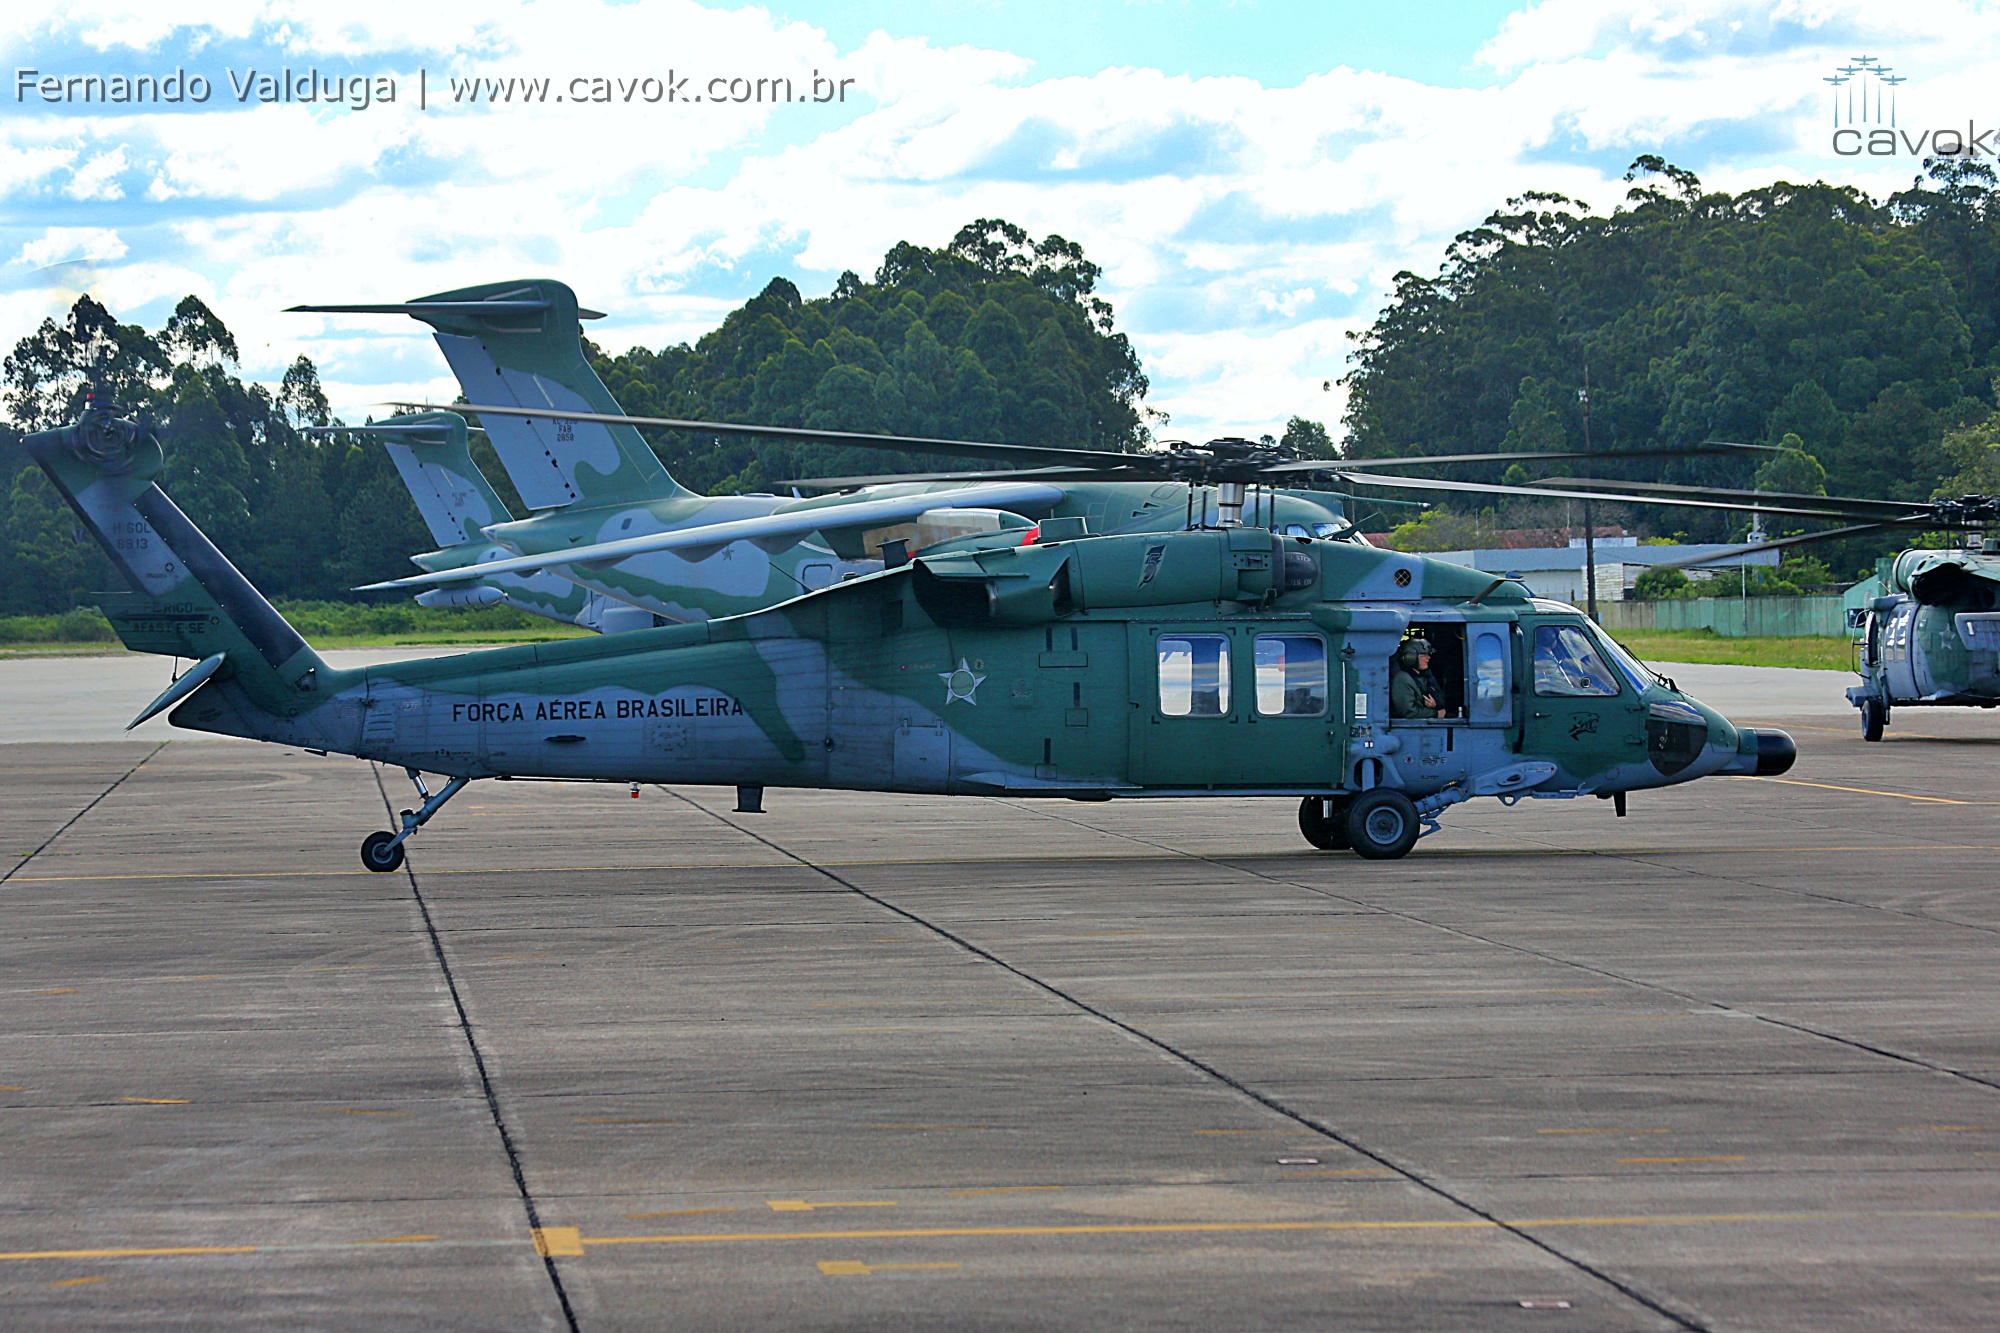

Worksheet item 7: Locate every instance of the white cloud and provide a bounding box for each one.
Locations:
[63,144,127,199]
[5,0,2000,439]
[15,226,129,267]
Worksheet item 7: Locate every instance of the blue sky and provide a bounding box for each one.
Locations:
[3,0,1992,437]
[768,1,1528,87]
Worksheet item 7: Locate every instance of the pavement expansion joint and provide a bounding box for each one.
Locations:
[1,741,164,885]
[656,785,1717,1333]
[369,763,582,1333]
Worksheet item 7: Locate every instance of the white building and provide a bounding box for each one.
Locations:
[1418,537,1779,604]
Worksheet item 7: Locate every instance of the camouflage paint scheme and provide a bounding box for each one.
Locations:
[31,413,1795,864]
[365,410,647,632]
[321,280,1354,627]
[1850,548,2000,735]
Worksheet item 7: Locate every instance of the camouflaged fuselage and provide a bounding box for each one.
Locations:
[178,527,1768,802]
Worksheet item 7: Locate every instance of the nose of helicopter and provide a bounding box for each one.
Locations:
[1721,727,1797,777]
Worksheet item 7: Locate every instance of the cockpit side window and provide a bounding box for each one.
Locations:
[1532,625,1620,697]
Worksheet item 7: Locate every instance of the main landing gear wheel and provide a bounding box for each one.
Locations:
[360,831,405,873]
[1345,789,1420,860]
[1860,696,1887,742]
[1298,796,1353,850]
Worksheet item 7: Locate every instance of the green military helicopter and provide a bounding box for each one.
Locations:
[295,280,1759,633]
[27,403,1796,872]
[1851,540,2000,740]
[293,280,1362,625]
[1325,470,2000,743]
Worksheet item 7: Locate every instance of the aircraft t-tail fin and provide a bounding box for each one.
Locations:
[312,411,513,546]
[295,279,684,510]
[26,411,328,720]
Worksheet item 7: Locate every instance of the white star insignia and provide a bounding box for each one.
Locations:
[939,657,986,706]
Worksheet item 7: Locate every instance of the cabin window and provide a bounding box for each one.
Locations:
[1158,634,1232,717]
[800,563,836,590]
[1254,634,1327,716]
[1532,625,1620,697]
[1471,629,1508,719]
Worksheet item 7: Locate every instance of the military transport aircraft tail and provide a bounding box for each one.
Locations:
[328,410,511,548]
[317,411,658,634]
[25,409,335,739]
[289,279,688,511]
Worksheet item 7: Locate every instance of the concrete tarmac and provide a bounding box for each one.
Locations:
[3,690,1998,1328]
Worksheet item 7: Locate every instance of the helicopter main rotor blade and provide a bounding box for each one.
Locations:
[1332,471,1872,520]
[1266,441,1782,475]
[1641,522,1918,571]
[1525,475,1924,515]
[776,466,1127,490]
[400,402,1147,470]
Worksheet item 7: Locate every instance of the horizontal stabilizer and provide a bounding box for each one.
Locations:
[127,652,227,730]
[288,301,606,319]
[355,482,1065,591]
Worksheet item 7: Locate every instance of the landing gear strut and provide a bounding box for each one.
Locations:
[360,768,473,872]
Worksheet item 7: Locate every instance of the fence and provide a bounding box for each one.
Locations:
[1597,596,1849,638]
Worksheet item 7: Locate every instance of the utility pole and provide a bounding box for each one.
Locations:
[1579,367,1597,622]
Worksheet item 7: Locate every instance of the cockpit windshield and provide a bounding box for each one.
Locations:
[1589,626,1659,696]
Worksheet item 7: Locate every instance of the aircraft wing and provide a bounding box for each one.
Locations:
[354,482,1066,591]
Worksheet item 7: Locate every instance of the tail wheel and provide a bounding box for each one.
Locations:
[1860,697,1886,742]
[1345,790,1420,860]
[1298,796,1353,850]
[361,831,405,873]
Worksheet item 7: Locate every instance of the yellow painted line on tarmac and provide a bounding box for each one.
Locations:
[1540,1128,1668,1135]
[52,1275,108,1286]
[534,1228,584,1257]
[819,1259,959,1276]
[14,1209,2000,1267]
[0,1085,23,1091]
[1,1245,257,1262]
[164,976,220,983]
[1618,1156,1746,1164]
[553,1208,2000,1254]
[1728,776,1998,805]
[768,1200,899,1212]
[625,1208,738,1220]
[118,1097,188,1105]
[33,988,76,995]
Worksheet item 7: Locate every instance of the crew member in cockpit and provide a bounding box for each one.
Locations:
[1390,637,1446,719]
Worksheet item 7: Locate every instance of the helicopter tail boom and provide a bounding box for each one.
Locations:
[26,413,341,739]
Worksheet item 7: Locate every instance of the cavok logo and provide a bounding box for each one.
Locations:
[1824,55,1996,157]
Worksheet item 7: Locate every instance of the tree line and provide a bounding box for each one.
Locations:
[0,220,1153,614]
[11,168,2000,617]
[1342,156,2000,574]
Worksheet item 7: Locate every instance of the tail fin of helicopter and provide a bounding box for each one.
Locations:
[25,412,329,729]
[290,278,688,510]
